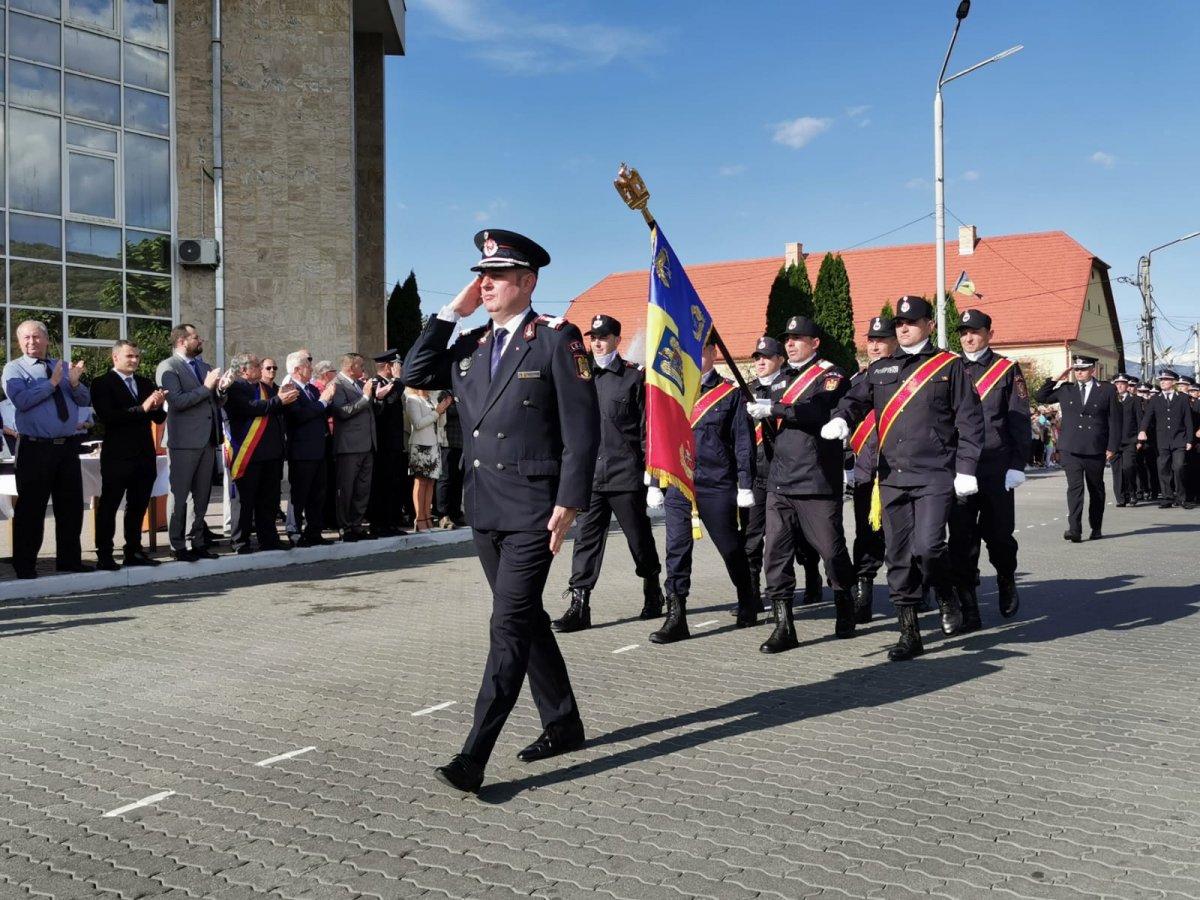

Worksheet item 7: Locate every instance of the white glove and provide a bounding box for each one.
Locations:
[844,469,855,488]
[646,486,664,509]
[953,473,979,497]
[1004,469,1026,491]
[736,488,755,508]
[746,399,773,420]
[643,472,653,486]
[821,418,850,441]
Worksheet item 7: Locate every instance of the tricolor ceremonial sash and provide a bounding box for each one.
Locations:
[225,383,271,481]
[973,356,1014,402]
[690,381,735,427]
[849,410,877,455]
[877,351,958,449]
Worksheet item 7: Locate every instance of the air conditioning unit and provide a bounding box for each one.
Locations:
[177,238,220,267]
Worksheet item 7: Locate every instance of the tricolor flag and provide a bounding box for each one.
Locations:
[953,270,977,296]
[644,225,713,504]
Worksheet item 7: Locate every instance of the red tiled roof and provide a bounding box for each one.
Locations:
[567,231,1110,358]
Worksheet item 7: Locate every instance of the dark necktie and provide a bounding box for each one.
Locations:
[490,328,508,379]
[40,360,70,422]
[125,375,139,400]
[306,382,320,402]
[189,358,202,383]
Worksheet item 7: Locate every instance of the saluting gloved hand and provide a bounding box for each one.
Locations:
[746,399,773,420]
[953,473,979,498]
[736,488,755,508]
[820,417,850,442]
[1004,469,1026,491]
[646,486,664,509]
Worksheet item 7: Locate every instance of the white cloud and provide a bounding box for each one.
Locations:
[960,170,980,182]
[718,164,746,177]
[905,177,930,190]
[846,105,871,118]
[772,117,833,149]
[1090,151,1117,170]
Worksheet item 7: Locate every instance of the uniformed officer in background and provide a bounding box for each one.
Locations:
[649,333,758,642]
[824,296,984,661]
[748,315,857,653]
[1110,373,1140,507]
[947,309,1031,629]
[1035,356,1120,541]
[368,349,410,536]
[1138,369,1195,510]
[1187,378,1200,504]
[404,229,600,794]
[1134,382,1160,502]
[552,313,664,633]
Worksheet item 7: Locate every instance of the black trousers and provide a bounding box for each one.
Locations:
[1110,446,1136,502]
[1158,447,1188,506]
[763,492,853,602]
[232,458,283,549]
[1136,445,1160,496]
[1187,448,1200,502]
[881,480,954,607]
[96,455,157,554]
[14,439,84,571]
[435,446,464,521]
[335,451,373,531]
[743,483,820,591]
[948,466,1017,587]
[1063,451,1106,535]
[288,457,326,539]
[462,528,580,766]
[368,447,406,531]
[664,485,753,601]
[568,489,660,590]
[851,479,886,581]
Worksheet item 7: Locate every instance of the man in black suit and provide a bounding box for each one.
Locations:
[91,340,167,570]
[1138,369,1195,509]
[282,350,336,546]
[1034,355,1120,541]
[1110,373,1141,507]
[405,228,600,794]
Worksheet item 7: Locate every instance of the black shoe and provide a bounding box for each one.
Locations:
[14,568,37,580]
[759,598,799,654]
[192,547,219,560]
[355,529,377,540]
[833,589,856,639]
[1115,500,1127,508]
[639,578,665,620]
[201,527,224,547]
[1184,503,1196,510]
[649,593,690,644]
[853,578,874,624]
[123,550,160,567]
[95,555,121,572]
[934,586,963,635]
[342,531,361,543]
[1063,531,1082,543]
[888,605,925,661]
[171,548,197,563]
[56,561,94,573]
[735,590,759,628]
[297,536,333,547]
[997,574,1020,619]
[1089,529,1102,540]
[517,719,585,762]
[434,754,485,793]
[551,588,591,633]
[957,585,982,633]
[260,542,291,552]
[1159,501,1174,509]
[235,546,256,555]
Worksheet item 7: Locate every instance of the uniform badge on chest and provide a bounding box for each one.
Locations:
[459,357,473,375]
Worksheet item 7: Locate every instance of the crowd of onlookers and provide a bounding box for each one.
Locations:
[1030,407,1060,468]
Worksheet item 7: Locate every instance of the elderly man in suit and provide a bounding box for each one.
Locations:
[156,324,230,562]
[282,349,336,546]
[91,339,167,570]
[330,353,393,541]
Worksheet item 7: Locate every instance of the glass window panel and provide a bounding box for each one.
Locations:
[10,310,65,362]
[123,43,168,93]
[126,318,172,378]
[9,109,62,214]
[124,230,168,273]
[10,260,63,308]
[123,0,168,50]
[66,222,121,267]
[123,134,169,231]
[12,1,62,17]
[68,152,117,219]
[125,272,170,316]
[124,87,168,135]
[67,269,122,313]
[9,61,61,112]
[64,73,121,126]
[10,213,62,260]
[64,26,120,79]
[69,315,121,341]
[66,0,113,30]
[66,122,118,152]
[10,13,60,64]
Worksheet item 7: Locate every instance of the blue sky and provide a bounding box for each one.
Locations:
[384,1,1200,364]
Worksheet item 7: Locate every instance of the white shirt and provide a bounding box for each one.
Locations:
[757,370,783,387]
[900,340,930,356]
[788,353,816,370]
[964,347,989,362]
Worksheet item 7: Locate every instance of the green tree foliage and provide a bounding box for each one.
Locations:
[942,292,963,353]
[812,253,857,372]
[879,300,894,320]
[387,270,425,358]
[764,262,814,339]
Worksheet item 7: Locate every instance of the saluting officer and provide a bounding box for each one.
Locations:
[1035,355,1120,541]
[1110,373,1141,507]
[649,333,758,641]
[1138,369,1195,510]
[947,309,1031,629]
[404,229,600,794]
[824,296,984,661]
[552,313,664,632]
[747,315,857,653]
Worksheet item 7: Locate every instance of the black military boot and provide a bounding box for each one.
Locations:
[996,574,1020,618]
[639,577,664,620]
[649,593,690,644]
[853,578,874,624]
[551,588,591,633]
[759,597,799,653]
[888,605,925,661]
[933,585,963,635]
[800,562,822,604]
[918,585,934,612]
[833,589,856,639]
[957,585,982,633]
[735,585,759,629]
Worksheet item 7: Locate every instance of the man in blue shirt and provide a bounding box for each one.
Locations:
[2,320,91,578]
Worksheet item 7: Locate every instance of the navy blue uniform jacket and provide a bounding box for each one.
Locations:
[693,369,755,492]
[1139,392,1195,451]
[1035,378,1120,455]
[962,348,1031,473]
[283,383,330,462]
[592,354,646,493]
[767,358,850,495]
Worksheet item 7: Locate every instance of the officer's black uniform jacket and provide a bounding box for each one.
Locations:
[834,343,984,487]
[592,353,645,493]
[1114,391,1141,450]
[751,371,786,490]
[693,369,755,492]
[848,368,879,482]
[961,347,1031,473]
[766,357,849,495]
[403,308,600,532]
[1139,392,1195,451]
[373,377,407,452]
[1035,378,1120,455]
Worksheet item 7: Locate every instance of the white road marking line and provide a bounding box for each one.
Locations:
[103,790,175,817]
[412,701,456,717]
[255,746,317,766]
[695,620,719,628]
[613,644,639,654]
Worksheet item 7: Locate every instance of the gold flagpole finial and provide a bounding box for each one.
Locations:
[614,162,653,226]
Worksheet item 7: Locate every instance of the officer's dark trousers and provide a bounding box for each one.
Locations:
[744,484,819,590]
[1110,446,1136,502]
[1062,451,1106,535]
[763,492,853,602]
[664,486,753,601]
[948,466,1017,586]
[569,489,660,590]
[96,455,156,554]
[1158,448,1188,506]
[463,529,580,765]
[14,439,84,571]
[368,449,404,531]
[851,479,885,581]
[1136,445,1160,497]
[288,458,326,539]
[232,458,283,549]
[881,480,953,606]
[1187,448,1200,502]
[435,446,464,521]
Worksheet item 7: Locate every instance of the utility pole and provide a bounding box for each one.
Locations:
[1137,255,1154,376]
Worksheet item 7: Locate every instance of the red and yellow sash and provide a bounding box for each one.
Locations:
[973,356,1014,402]
[755,361,835,444]
[690,381,736,427]
[226,384,271,481]
[849,410,877,455]
[877,352,958,449]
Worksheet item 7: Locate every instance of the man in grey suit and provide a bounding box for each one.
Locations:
[330,353,393,541]
[156,324,230,561]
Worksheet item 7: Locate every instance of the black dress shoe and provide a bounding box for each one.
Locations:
[1115,500,1127,508]
[1063,530,1082,543]
[235,546,256,555]
[517,719,585,762]
[171,548,197,562]
[96,556,121,572]
[15,568,37,580]
[342,531,361,543]
[123,552,160,567]
[56,561,94,573]
[434,754,484,793]
[1160,501,1175,509]
[1089,529,1102,540]
[192,547,219,560]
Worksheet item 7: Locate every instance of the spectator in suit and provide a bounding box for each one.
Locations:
[91,340,167,570]
[330,353,393,541]
[314,360,339,530]
[156,324,229,562]
[283,350,336,546]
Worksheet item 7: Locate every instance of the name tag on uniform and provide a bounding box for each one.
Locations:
[517,370,541,380]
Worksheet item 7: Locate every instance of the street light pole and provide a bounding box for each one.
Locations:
[1139,230,1200,376]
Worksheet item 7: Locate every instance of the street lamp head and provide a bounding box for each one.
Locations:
[956,0,971,20]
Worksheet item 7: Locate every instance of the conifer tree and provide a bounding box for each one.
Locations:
[812,253,857,372]
[387,270,425,357]
[879,300,895,320]
[764,262,814,339]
